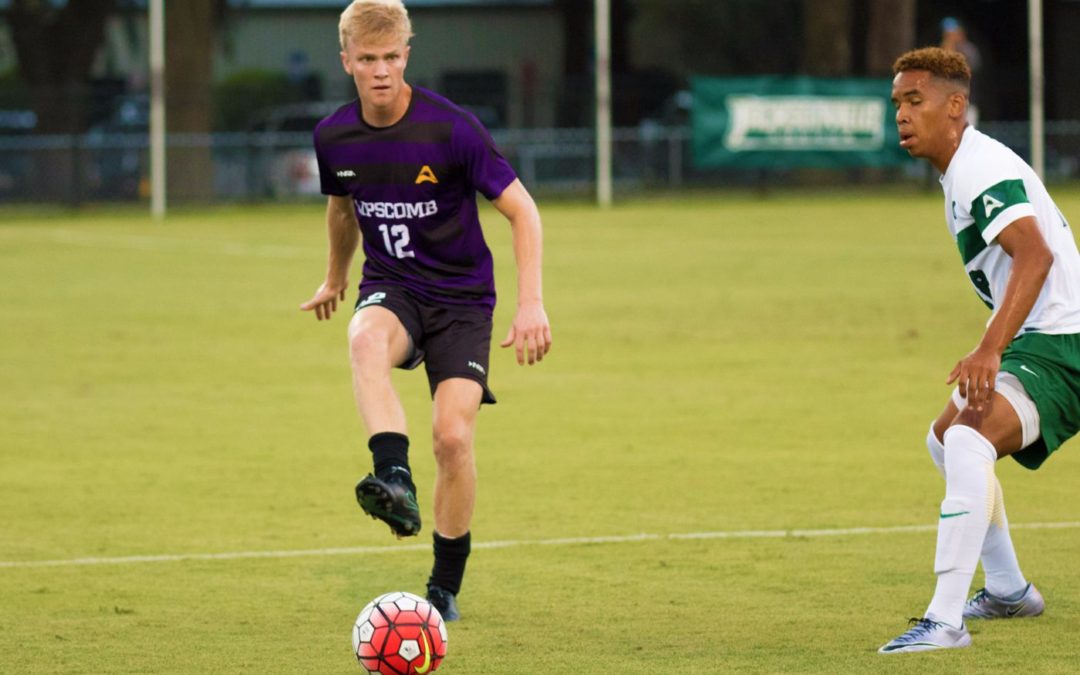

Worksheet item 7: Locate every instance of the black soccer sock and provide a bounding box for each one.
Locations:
[368,432,411,484]
[428,531,471,597]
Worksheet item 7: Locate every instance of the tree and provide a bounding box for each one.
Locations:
[553,0,636,126]
[865,0,915,77]
[165,0,224,200]
[632,0,802,76]
[9,0,116,202]
[8,0,227,202]
[9,0,116,134]
[802,0,852,76]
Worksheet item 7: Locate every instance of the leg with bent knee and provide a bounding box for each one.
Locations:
[925,394,1025,627]
[928,391,1032,612]
[962,374,1045,619]
[349,306,423,537]
[882,392,1027,653]
[348,306,412,435]
[924,421,998,628]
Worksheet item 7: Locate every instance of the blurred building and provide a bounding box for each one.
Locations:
[219,0,562,128]
[0,0,563,130]
[6,0,1080,130]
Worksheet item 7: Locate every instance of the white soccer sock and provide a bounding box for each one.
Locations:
[926,424,945,479]
[929,423,1026,596]
[924,425,997,628]
[981,477,1028,598]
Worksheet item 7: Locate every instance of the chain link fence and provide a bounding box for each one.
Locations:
[4,121,1080,205]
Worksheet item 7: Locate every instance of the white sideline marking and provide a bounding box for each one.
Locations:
[3,521,1079,570]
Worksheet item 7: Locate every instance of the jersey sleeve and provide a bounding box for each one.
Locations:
[313,126,348,197]
[452,115,517,201]
[960,152,1037,244]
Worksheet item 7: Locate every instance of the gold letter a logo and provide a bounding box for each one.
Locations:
[415,165,438,184]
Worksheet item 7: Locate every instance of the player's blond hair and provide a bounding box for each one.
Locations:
[893,47,971,91]
[339,0,413,50]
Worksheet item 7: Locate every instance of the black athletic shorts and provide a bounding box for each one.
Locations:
[355,284,496,405]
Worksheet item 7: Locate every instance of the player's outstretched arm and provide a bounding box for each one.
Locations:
[492,179,552,365]
[300,195,360,321]
[948,216,1053,403]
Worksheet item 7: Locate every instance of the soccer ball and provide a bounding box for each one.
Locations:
[352,591,448,674]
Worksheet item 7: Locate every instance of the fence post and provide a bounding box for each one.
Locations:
[668,130,683,188]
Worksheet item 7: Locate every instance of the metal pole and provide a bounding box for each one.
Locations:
[149,0,166,219]
[595,0,612,207]
[669,130,682,188]
[1029,0,1045,179]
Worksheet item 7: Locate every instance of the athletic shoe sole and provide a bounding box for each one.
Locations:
[355,476,421,538]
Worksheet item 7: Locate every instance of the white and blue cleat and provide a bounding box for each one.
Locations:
[964,583,1045,620]
[879,618,971,654]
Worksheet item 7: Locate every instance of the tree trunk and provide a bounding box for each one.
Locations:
[9,0,115,203]
[802,0,852,77]
[9,0,115,133]
[165,0,218,201]
[865,0,915,77]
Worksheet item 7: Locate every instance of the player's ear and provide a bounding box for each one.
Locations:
[402,44,411,67]
[340,50,351,75]
[948,91,968,120]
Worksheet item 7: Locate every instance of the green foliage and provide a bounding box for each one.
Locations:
[214,68,305,130]
[0,70,30,108]
[2,193,1080,672]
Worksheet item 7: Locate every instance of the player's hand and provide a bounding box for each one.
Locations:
[300,281,348,321]
[500,301,552,365]
[947,346,1001,406]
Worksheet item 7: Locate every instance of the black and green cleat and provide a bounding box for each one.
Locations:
[355,471,421,538]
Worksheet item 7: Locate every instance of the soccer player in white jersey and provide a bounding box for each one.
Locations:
[880,47,1080,653]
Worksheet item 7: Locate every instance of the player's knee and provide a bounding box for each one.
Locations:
[349,327,388,368]
[952,405,986,431]
[432,423,473,467]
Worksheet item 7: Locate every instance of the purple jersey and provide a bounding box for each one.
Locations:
[313,86,517,312]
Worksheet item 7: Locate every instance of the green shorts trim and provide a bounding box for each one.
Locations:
[1000,331,1080,470]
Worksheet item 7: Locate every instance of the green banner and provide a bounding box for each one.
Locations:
[691,76,910,169]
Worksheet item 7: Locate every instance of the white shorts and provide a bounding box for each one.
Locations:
[951,371,1041,449]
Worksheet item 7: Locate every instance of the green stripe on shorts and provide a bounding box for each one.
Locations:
[1000,331,1080,469]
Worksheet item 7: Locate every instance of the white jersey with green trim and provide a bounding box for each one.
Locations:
[940,126,1080,334]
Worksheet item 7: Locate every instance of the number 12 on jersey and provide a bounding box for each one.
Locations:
[378,223,415,259]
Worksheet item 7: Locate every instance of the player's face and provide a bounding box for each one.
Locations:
[891,70,965,171]
[341,37,411,125]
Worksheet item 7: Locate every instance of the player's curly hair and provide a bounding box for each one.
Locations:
[893,47,971,88]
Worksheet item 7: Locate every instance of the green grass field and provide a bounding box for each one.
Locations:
[2,190,1079,673]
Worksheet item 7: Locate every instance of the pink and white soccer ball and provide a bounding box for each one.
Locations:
[352,591,448,674]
